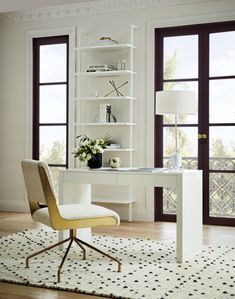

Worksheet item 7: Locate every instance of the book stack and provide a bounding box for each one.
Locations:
[86,64,116,72]
[106,144,121,149]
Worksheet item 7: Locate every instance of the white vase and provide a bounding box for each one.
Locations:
[170,152,182,169]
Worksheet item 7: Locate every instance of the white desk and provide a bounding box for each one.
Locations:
[59,168,202,263]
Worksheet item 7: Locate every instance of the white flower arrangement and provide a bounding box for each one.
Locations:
[74,134,110,162]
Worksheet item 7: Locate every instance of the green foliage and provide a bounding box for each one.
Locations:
[211,138,235,158]
[211,138,228,157]
[164,127,195,157]
[231,142,235,153]
[40,141,65,164]
[164,50,177,81]
[74,133,111,162]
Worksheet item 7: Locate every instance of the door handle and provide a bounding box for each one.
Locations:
[198,133,207,140]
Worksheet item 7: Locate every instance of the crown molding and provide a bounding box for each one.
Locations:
[0,0,220,24]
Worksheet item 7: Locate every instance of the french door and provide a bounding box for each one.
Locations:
[154,21,235,226]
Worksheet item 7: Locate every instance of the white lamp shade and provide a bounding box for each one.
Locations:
[156,90,196,115]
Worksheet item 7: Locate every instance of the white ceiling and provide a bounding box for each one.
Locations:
[0,0,101,13]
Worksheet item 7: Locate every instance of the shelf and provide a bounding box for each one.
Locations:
[80,43,136,52]
[79,70,136,77]
[75,122,136,126]
[77,96,136,101]
[104,148,136,152]
[92,197,136,204]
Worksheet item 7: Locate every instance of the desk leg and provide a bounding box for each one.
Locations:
[176,171,202,262]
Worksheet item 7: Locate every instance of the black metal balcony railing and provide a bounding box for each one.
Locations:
[163,157,235,218]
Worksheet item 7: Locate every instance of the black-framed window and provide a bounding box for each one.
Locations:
[33,35,69,171]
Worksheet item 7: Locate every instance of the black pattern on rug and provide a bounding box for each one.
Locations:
[0,229,235,299]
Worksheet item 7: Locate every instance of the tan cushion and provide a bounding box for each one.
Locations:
[32,203,120,227]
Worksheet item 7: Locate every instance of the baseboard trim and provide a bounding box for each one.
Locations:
[0,200,29,213]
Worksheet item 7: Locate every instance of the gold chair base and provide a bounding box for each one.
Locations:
[26,229,122,283]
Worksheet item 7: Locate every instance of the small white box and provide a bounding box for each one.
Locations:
[99,104,108,123]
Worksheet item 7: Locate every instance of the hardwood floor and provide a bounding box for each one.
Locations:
[0,211,235,299]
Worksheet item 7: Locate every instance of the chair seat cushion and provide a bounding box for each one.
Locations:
[32,203,120,228]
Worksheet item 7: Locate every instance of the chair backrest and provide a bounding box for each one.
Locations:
[21,159,57,206]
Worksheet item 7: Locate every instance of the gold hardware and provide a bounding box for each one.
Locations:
[198,133,207,140]
[26,228,122,283]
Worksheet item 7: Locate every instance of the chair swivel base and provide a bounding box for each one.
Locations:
[26,229,122,283]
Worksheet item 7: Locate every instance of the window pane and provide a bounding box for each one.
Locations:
[39,126,66,164]
[209,126,235,170]
[210,31,235,77]
[163,188,177,215]
[163,126,198,162]
[163,35,198,80]
[40,43,67,83]
[163,127,198,215]
[40,85,66,123]
[163,81,198,124]
[209,173,235,218]
[209,79,235,124]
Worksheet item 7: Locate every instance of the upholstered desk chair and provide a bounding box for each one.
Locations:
[21,159,121,283]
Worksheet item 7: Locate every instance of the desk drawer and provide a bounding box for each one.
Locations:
[63,171,117,185]
[117,173,176,187]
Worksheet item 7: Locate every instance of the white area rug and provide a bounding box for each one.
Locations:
[0,229,235,299]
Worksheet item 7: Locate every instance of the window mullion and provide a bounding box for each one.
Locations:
[198,30,209,171]
[33,39,40,160]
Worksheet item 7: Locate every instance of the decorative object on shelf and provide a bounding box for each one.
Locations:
[106,104,117,123]
[99,103,108,123]
[90,36,118,46]
[99,104,117,123]
[116,59,126,70]
[109,156,121,168]
[99,104,105,123]
[121,59,126,70]
[87,153,103,169]
[104,80,128,97]
[74,133,111,168]
[99,37,118,43]
[116,60,122,70]
[155,90,196,169]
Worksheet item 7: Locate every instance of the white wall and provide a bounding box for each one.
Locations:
[0,0,235,219]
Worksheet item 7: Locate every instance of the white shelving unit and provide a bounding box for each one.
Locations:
[73,25,137,221]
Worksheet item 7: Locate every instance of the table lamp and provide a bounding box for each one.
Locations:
[155,90,196,168]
